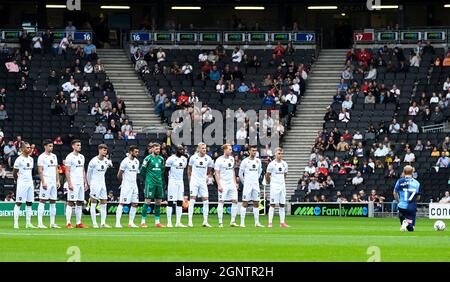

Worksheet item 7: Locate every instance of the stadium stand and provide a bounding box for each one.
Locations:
[291,44,450,206]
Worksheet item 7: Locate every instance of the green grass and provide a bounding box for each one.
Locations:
[0,215,448,262]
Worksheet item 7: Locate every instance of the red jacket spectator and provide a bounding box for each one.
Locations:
[356,48,372,68]
[272,42,286,57]
[177,93,189,105]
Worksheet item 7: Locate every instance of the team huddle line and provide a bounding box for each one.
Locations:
[12,140,290,229]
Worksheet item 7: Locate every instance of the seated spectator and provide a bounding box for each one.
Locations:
[231,47,243,63]
[94,59,105,73]
[307,177,320,192]
[84,39,96,57]
[430,106,444,124]
[407,120,419,133]
[410,52,421,67]
[0,105,8,120]
[17,76,28,91]
[304,161,316,174]
[102,78,114,92]
[341,67,353,80]
[389,84,400,100]
[374,143,388,157]
[439,191,450,203]
[198,50,208,63]
[104,129,114,140]
[352,172,364,186]
[156,48,166,63]
[338,107,350,123]
[5,59,19,72]
[443,77,450,92]
[364,92,376,104]
[403,148,416,163]
[337,79,348,92]
[262,93,275,105]
[3,140,17,167]
[209,65,221,81]
[121,119,133,134]
[4,191,14,201]
[443,53,450,67]
[408,101,419,116]
[436,152,449,168]
[324,107,338,122]
[83,61,94,73]
[365,66,377,80]
[232,66,244,81]
[248,82,260,95]
[207,51,218,64]
[336,137,349,152]
[342,95,353,110]
[272,42,286,57]
[100,95,112,111]
[389,118,400,133]
[238,82,249,93]
[95,122,107,134]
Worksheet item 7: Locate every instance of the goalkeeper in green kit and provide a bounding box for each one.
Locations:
[140,143,165,228]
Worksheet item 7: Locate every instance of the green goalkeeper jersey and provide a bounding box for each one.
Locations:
[140,154,165,186]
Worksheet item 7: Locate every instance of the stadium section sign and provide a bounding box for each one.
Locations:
[429,203,450,219]
[291,203,371,217]
[0,202,65,217]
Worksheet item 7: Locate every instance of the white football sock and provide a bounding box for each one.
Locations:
[231,203,238,223]
[202,200,209,223]
[14,205,20,226]
[188,199,195,224]
[176,206,182,225]
[100,204,107,225]
[26,206,32,225]
[66,205,73,224]
[75,206,82,225]
[38,202,45,225]
[129,206,137,225]
[253,207,260,224]
[50,204,56,225]
[269,206,275,224]
[116,204,123,226]
[90,202,97,226]
[166,204,173,225]
[240,206,247,225]
[279,207,285,224]
[217,202,224,224]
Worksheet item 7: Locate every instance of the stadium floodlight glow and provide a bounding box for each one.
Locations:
[307,6,338,10]
[371,5,399,9]
[234,6,265,10]
[171,6,202,10]
[100,5,131,9]
[341,13,346,16]
[444,4,450,8]
[46,4,67,8]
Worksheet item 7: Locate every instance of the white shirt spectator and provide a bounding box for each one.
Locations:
[374,145,388,157]
[285,93,298,105]
[365,68,377,80]
[430,96,439,104]
[236,128,247,140]
[390,87,401,98]
[304,165,316,174]
[339,111,350,123]
[198,53,207,63]
[408,105,419,116]
[32,36,42,49]
[443,80,450,91]
[84,63,93,73]
[342,99,353,110]
[353,132,363,141]
[216,83,225,94]
[407,122,419,133]
[404,152,416,163]
[181,64,193,75]
[157,50,166,63]
[62,81,75,92]
[292,81,300,94]
[232,50,242,63]
[389,122,400,133]
[352,175,364,185]
[308,180,320,191]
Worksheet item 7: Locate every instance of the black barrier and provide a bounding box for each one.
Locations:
[291,203,369,217]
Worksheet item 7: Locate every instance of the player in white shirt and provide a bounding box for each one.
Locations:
[265,147,290,228]
[37,139,61,228]
[64,139,88,228]
[214,144,239,227]
[238,145,263,227]
[187,143,214,227]
[87,144,113,228]
[12,143,36,229]
[116,146,140,228]
[165,146,188,228]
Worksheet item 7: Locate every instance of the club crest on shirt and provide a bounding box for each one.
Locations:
[278,167,282,171]
[26,163,30,167]
[132,165,135,169]
[78,160,81,164]
[199,161,203,165]
[252,164,256,168]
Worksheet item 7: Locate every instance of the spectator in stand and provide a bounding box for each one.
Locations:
[104,129,114,140]
[364,92,376,104]
[42,29,54,55]
[102,78,114,92]
[273,42,286,57]
[238,82,249,93]
[342,95,353,110]
[100,95,112,111]
[431,146,440,157]
[337,79,348,92]
[365,66,377,80]
[121,119,133,135]
[352,172,364,186]
[59,34,72,58]
[443,53,450,67]
[403,148,416,163]
[336,137,349,152]
[231,47,243,63]
[198,50,208,63]
[209,65,220,81]
[436,151,449,168]
[408,101,419,116]
[19,30,31,54]
[108,119,120,135]
[324,107,338,122]
[4,191,14,202]
[65,21,76,36]
[430,106,444,124]
[3,140,17,168]
[84,39,96,58]
[31,32,43,55]
[407,120,419,133]
[0,105,8,121]
[341,66,353,80]
[207,51,218,64]
[439,191,450,203]
[17,76,28,91]
[338,107,350,123]
[83,61,94,73]
[307,176,320,192]
[389,118,400,134]
[410,52,421,67]
[95,122,107,134]
[0,88,6,104]
[156,48,166,63]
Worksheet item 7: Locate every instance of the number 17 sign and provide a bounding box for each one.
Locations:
[354,32,374,42]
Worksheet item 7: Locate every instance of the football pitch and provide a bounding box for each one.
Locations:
[0,215,448,262]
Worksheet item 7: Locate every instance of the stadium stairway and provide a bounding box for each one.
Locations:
[96,49,165,132]
[283,49,347,198]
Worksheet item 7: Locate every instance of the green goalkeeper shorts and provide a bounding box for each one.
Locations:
[144,183,164,200]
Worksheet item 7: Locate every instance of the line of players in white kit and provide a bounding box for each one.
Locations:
[12,139,290,229]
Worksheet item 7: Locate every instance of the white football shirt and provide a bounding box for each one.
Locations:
[65,152,85,185]
[37,153,58,183]
[166,155,187,182]
[267,159,288,189]
[188,153,214,183]
[14,155,34,184]
[87,156,110,187]
[214,155,235,184]
[239,157,262,185]
[119,157,140,187]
